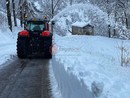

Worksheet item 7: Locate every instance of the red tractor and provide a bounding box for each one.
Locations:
[17,18,54,58]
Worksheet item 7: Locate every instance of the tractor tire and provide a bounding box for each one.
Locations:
[44,46,52,59]
[45,52,52,59]
[17,37,28,59]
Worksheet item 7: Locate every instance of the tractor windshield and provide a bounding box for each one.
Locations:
[27,21,46,31]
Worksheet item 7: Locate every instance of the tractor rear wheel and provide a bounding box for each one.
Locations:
[17,37,28,59]
[45,52,52,58]
[44,46,52,59]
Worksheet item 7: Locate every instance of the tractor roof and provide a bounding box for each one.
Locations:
[24,17,50,22]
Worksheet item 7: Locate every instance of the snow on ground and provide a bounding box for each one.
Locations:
[0,43,16,67]
[49,60,63,98]
[0,27,21,67]
[0,10,22,67]
[52,34,130,98]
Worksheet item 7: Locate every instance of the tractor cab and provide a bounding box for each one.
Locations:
[26,21,45,31]
[24,18,50,31]
[17,17,53,58]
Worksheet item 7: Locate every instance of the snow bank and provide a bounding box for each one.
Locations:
[53,3,109,36]
[0,11,22,67]
[49,60,63,98]
[52,57,94,98]
[0,28,17,67]
[0,26,20,67]
[53,34,130,98]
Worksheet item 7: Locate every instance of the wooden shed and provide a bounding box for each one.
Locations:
[72,22,94,35]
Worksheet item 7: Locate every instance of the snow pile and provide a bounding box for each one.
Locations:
[52,57,94,98]
[53,4,109,36]
[52,34,130,98]
[0,28,18,66]
[49,60,63,98]
[0,11,22,67]
[0,26,21,66]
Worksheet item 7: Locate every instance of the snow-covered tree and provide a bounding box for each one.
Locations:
[18,0,37,27]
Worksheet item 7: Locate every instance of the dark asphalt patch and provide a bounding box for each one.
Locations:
[0,59,52,98]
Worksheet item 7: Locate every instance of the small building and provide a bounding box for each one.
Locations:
[72,22,94,35]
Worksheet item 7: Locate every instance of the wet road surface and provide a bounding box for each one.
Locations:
[0,58,52,98]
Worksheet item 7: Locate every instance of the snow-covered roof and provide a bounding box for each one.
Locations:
[72,22,90,28]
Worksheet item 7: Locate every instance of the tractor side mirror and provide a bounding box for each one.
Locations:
[51,21,55,25]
